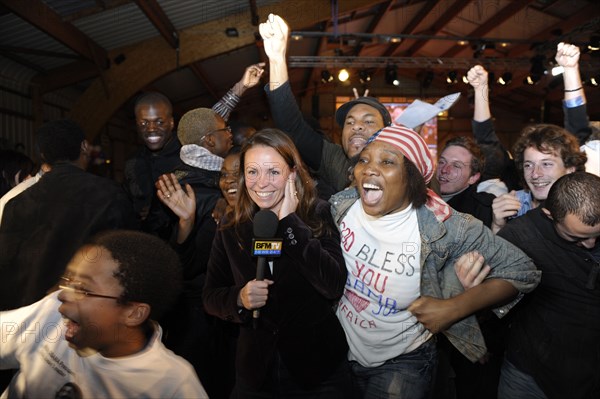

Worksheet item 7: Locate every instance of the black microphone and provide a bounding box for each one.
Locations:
[251,210,281,323]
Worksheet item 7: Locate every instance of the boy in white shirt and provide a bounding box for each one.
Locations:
[0,230,207,399]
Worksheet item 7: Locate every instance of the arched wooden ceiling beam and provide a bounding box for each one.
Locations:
[507,4,600,57]
[68,0,378,141]
[188,63,219,102]
[133,0,179,49]
[382,0,443,57]
[354,0,393,56]
[441,0,536,58]
[398,0,470,57]
[2,0,109,69]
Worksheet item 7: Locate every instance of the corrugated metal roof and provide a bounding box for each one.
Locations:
[72,2,159,50]
[162,0,281,31]
[44,0,100,17]
[0,13,77,72]
[0,57,38,87]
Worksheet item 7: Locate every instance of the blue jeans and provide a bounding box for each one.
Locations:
[498,359,547,399]
[350,338,437,399]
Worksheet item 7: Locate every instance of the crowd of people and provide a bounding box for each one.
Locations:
[0,12,598,399]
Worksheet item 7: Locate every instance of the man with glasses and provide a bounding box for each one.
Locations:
[154,106,233,398]
[124,63,263,235]
[437,136,495,228]
[0,230,208,398]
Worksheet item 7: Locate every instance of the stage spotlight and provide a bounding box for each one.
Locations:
[588,35,600,52]
[498,72,512,85]
[321,70,333,83]
[446,70,458,84]
[386,65,399,86]
[528,55,546,83]
[421,71,434,88]
[338,69,350,82]
[359,70,371,84]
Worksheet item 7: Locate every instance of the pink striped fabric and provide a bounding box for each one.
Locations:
[372,125,451,222]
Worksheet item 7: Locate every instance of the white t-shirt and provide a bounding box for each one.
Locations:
[336,201,431,367]
[0,292,208,399]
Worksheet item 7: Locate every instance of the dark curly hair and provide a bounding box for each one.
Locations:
[513,124,587,186]
[36,120,84,164]
[87,230,182,320]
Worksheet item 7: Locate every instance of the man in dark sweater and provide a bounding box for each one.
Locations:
[0,120,136,311]
[497,172,600,399]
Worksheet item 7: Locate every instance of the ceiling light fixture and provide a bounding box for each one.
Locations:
[588,35,600,51]
[446,70,458,84]
[498,72,512,85]
[225,27,239,37]
[386,65,399,86]
[338,69,350,82]
[421,71,434,88]
[359,70,371,84]
[321,70,334,83]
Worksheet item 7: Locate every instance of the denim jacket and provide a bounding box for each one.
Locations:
[330,188,541,362]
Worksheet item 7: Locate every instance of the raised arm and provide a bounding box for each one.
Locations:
[212,63,265,122]
[259,13,289,90]
[468,65,491,123]
[259,14,325,171]
[556,42,591,144]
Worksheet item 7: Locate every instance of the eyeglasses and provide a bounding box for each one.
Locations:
[210,126,232,135]
[438,158,470,172]
[59,276,122,301]
[199,126,232,142]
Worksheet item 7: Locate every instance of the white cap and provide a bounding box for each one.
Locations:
[395,92,461,129]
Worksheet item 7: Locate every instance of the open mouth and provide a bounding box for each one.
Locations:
[349,135,367,149]
[61,316,80,341]
[254,191,274,198]
[145,135,162,144]
[361,182,383,205]
[529,181,552,193]
[227,188,237,195]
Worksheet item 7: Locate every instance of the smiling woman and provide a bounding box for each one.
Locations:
[329,125,541,399]
[203,128,353,397]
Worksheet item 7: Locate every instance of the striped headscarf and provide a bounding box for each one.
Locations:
[367,125,451,222]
